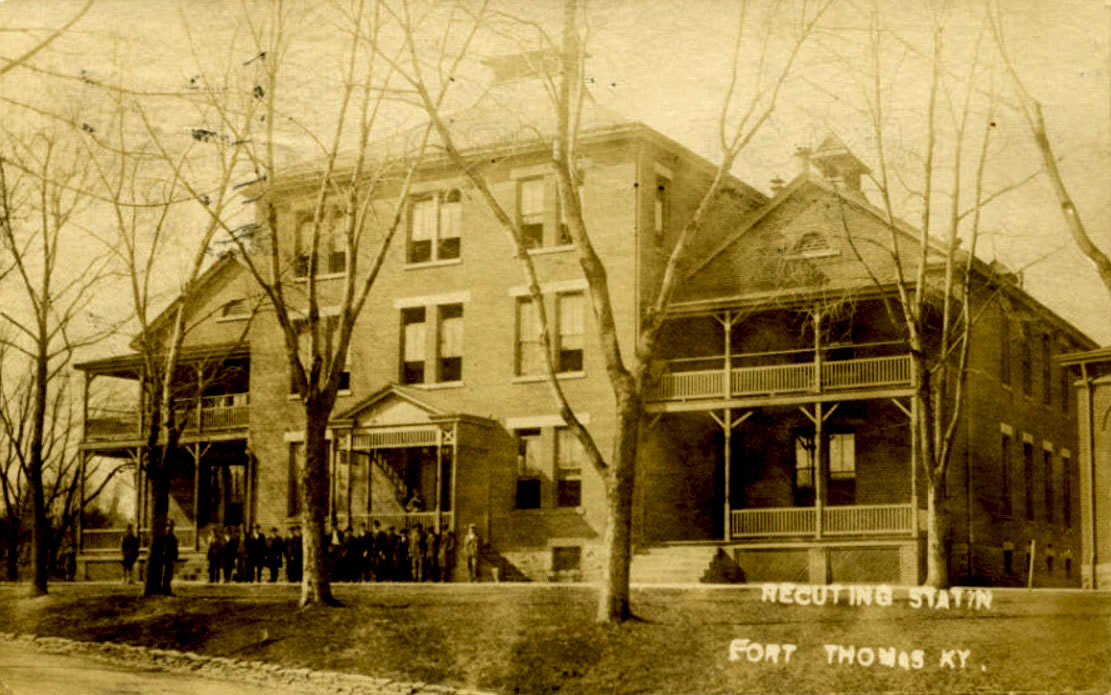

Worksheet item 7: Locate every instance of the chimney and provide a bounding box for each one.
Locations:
[791,147,813,180]
[809,134,870,193]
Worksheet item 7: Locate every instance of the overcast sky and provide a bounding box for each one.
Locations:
[2,0,1109,346]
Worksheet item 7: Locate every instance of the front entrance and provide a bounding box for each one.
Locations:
[196,441,249,529]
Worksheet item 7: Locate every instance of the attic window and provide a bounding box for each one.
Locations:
[218,299,250,321]
[789,231,838,258]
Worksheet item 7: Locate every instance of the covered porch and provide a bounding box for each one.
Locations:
[639,398,923,545]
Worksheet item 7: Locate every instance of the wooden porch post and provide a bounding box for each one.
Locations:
[434,428,443,533]
[190,443,201,550]
[77,451,87,553]
[194,365,204,433]
[910,396,919,538]
[723,408,732,540]
[815,401,824,539]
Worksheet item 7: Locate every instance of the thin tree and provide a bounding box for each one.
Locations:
[0,130,109,594]
[827,0,1017,587]
[382,0,832,622]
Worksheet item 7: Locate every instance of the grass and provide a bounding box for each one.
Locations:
[0,581,1108,694]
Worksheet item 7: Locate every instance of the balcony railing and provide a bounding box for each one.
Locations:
[81,526,197,553]
[648,354,912,402]
[730,503,914,538]
[85,393,249,440]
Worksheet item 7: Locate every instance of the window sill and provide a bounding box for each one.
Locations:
[404,258,462,270]
[337,389,352,398]
[216,314,251,323]
[514,244,575,257]
[411,381,464,390]
[511,507,585,516]
[512,372,586,384]
[293,272,348,282]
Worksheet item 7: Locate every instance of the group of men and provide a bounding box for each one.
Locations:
[327,520,457,583]
[205,524,301,583]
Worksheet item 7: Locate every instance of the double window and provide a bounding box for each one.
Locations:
[793,431,855,506]
[290,315,350,393]
[513,424,586,510]
[515,292,585,377]
[1023,442,1034,520]
[294,209,348,278]
[288,442,304,516]
[1042,335,1052,405]
[1063,453,1072,528]
[407,189,462,264]
[517,176,572,250]
[400,302,465,385]
[1020,327,1033,397]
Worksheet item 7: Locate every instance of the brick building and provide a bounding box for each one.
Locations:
[74,71,1095,585]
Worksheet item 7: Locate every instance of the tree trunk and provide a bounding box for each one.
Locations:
[299,401,338,607]
[5,526,20,581]
[924,475,949,589]
[143,448,171,596]
[28,350,49,596]
[596,395,641,623]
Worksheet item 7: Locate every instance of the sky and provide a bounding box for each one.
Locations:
[1,0,1109,350]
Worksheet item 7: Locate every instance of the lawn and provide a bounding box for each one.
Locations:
[0,582,1107,694]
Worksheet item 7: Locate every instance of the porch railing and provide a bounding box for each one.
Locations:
[730,503,914,538]
[85,393,250,440]
[648,354,912,402]
[80,526,197,553]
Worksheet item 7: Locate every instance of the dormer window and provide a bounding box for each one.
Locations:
[787,230,839,259]
[221,299,249,318]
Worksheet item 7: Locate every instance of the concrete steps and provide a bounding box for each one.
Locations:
[630,544,724,584]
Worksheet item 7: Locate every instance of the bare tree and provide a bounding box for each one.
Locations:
[159,0,436,606]
[381,0,832,622]
[0,1,94,81]
[0,131,109,593]
[822,0,1016,587]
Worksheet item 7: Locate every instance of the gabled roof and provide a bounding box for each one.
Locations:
[329,383,449,426]
[131,253,246,351]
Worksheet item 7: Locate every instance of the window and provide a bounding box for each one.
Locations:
[1003,547,1013,574]
[552,546,582,572]
[1024,442,1034,520]
[654,175,670,237]
[407,190,462,264]
[438,304,463,382]
[1061,364,1071,415]
[516,297,544,376]
[221,299,249,317]
[1000,317,1011,385]
[288,442,304,516]
[332,445,350,520]
[1044,449,1054,524]
[401,307,426,384]
[1066,557,1072,577]
[556,427,583,507]
[792,231,832,255]
[515,428,542,509]
[1020,328,1033,397]
[1047,555,1054,574]
[1001,435,1012,515]
[829,433,856,480]
[518,178,545,249]
[557,293,584,373]
[1063,454,1072,529]
[294,209,347,277]
[1042,335,1052,405]
[290,315,350,394]
[794,435,815,490]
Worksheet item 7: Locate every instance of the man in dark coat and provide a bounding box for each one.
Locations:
[285,527,302,583]
[265,527,284,582]
[221,527,238,583]
[246,524,266,582]
[372,521,388,581]
[161,520,179,593]
[120,524,140,584]
[206,529,223,583]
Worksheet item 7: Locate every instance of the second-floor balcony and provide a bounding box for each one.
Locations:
[86,393,250,441]
[647,350,913,403]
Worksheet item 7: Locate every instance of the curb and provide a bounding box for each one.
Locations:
[0,632,492,695]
